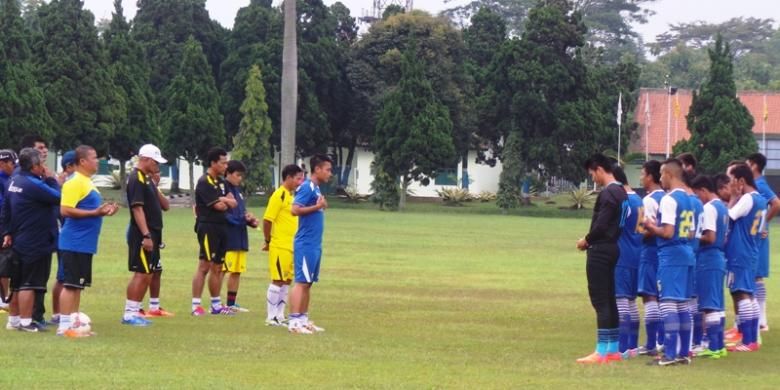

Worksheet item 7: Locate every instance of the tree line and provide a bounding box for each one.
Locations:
[0,0,761,210]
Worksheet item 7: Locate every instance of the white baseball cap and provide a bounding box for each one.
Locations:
[138,144,167,164]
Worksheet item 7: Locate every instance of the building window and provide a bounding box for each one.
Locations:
[434,168,458,186]
[761,139,780,170]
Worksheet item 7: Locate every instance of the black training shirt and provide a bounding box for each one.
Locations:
[586,182,627,245]
[195,173,228,224]
[127,168,163,231]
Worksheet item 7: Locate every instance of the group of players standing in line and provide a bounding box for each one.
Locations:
[0,135,334,337]
[578,152,776,366]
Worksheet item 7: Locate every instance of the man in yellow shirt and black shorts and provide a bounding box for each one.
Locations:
[262,164,304,326]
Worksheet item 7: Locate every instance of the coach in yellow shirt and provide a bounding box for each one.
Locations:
[262,164,304,326]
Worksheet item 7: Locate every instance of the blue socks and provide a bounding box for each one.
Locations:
[596,328,619,355]
[660,301,679,360]
[644,300,660,350]
[629,299,640,350]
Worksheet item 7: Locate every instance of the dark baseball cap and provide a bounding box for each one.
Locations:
[61,150,76,169]
[0,149,17,162]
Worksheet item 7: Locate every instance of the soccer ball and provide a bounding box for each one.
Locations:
[71,312,92,334]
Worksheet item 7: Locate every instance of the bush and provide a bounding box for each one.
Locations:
[343,186,369,203]
[436,187,472,206]
[475,191,496,203]
[569,187,594,209]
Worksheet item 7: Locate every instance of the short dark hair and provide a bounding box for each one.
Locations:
[727,160,743,169]
[690,175,715,193]
[613,165,628,186]
[676,152,697,171]
[18,148,42,171]
[310,154,333,171]
[281,164,303,180]
[226,160,246,174]
[661,158,684,179]
[583,154,615,173]
[206,147,227,167]
[746,153,767,172]
[20,135,46,150]
[683,169,696,188]
[730,164,756,187]
[714,173,731,191]
[642,160,661,184]
[74,145,95,166]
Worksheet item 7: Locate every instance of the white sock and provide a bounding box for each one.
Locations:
[192,298,201,312]
[59,313,72,333]
[124,300,139,321]
[210,296,221,310]
[150,297,160,311]
[20,318,32,327]
[267,284,281,320]
[279,285,289,319]
[8,315,20,327]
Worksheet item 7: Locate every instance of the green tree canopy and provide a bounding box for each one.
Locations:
[232,64,274,193]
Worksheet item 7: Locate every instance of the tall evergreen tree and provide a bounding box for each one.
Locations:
[105,0,160,191]
[0,0,52,149]
[232,64,273,194]
[674,35,756,173]
[163,36,225,195]
[35,0,123,153]
[373,44,457,210]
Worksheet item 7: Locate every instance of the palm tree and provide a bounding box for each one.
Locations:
[280,0,297,168]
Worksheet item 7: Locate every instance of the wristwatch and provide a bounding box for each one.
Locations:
[142,233,152,239]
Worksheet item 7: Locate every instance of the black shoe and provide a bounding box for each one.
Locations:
[18,323,39,333]
[675,356,691,365]
[647,356,676,366]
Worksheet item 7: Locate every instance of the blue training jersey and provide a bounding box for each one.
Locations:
[725,192,767,268]
[755,176,776,232]
[698,198,728,270]
[293,179,325,249]
[642,189,665,248]
[657,188,696,267]
[689,193,704,254]
[618,191,644,268]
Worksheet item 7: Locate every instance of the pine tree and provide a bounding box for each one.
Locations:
[105,0,160,191]
[373,44,456,210]
[163,36,225,196]
[35,0,124,153]
[496,131,523,210]
[232,65,273,194]
[674,35,756,173]
[0,0,52,148]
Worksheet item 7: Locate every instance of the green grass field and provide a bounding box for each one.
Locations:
[1,203,779,389]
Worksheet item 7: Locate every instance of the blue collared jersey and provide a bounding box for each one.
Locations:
[725,192,767,267]
[642,189,665,248]
[294,179,324,249]
[698,198,729,270]
[689,194,704,254]
[618,191,644,268]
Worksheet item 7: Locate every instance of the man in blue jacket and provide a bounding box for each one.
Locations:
[0,149,17,312]
[223,160,259,312]
[1,148,60,332]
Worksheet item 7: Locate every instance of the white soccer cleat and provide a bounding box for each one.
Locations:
[288,324,313,334]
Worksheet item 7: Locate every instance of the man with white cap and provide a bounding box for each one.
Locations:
[121,144,169,326]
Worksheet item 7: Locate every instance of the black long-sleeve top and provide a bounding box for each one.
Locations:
[585,182,627,245]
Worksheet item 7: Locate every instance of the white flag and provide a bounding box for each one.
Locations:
[617,92,623,126]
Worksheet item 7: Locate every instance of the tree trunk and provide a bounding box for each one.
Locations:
[343,136,357,187]
[399,176,407,210]
[119,159,128,206]
[188,158,196,207]
[171,159,180,193]
[460,151,469,190]
[280,0,298,168]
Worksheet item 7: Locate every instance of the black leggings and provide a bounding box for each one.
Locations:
[586,244,619,329]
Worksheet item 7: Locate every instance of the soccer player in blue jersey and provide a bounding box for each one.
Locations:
[288,154,332,334]
[637,160,665,356]
[681,169,704,352]
[690,175,729,358]
[612,167,643,358]
[725,164,767,352]
[643,159,695,366]
[575,154,627,364]
[746,153,779,332]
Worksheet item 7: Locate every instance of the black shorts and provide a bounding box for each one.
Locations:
[60,250,93,289]
[128,228,161,274]
[10,252,52,292]
[197,222,227,264]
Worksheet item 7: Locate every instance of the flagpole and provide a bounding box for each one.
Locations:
[763,95,767,153]
[645,92,650,161]
[617,92,622,164]
[666,84,671,158]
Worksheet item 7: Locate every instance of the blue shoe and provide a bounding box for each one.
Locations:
[121,316,152,327]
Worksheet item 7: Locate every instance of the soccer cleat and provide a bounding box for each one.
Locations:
[716,348,729,358]
[695,349,721,359]
[228,304,250,313]
[675,356,692,365]
[304,321,325,332]
[121,316,152,327]
[146,308,175,317]
[728,342,759,352]
[60,328,92,338]
[647,357,676,366]
[191,306,207,316]
[690,345,707,354]
[50,316,60,325]
[5,322,19,331]
[621,349,638,359]
[636,346,658,356]
[288,324,314,334]
[18,323,39,333]
[265,317,284,327]
[576,352,606,364]
[605,352,622,362]
[724,331,743,344]
[138,308,146,317]
[210,306,235,316]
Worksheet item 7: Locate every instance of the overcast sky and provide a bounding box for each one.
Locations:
[84,0,780,45]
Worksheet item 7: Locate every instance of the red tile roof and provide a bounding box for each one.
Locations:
[630,88,780,155]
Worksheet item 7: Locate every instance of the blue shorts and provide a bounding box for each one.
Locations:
[614,266,638,299]
[728,267,755,294]
[687,265,696,298]
[638,248,659,296]
[696,268,725,311]
[294,246,321,284]
[757,237,770,278]
[657,265,689,302]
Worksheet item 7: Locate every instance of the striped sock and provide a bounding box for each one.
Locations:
[644,300,659,350]
[192,298,201,312]
[616,298,630,352]
[596,329,609,355]
[756,281,767,327]
[629,299,640,349]
[678,302,691,358]
[210,296,221,310]
[737,299,754,344]
[58,313,71,333]
[660,301,679,360]
[704,312,721,351]
[149,297,160,311]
